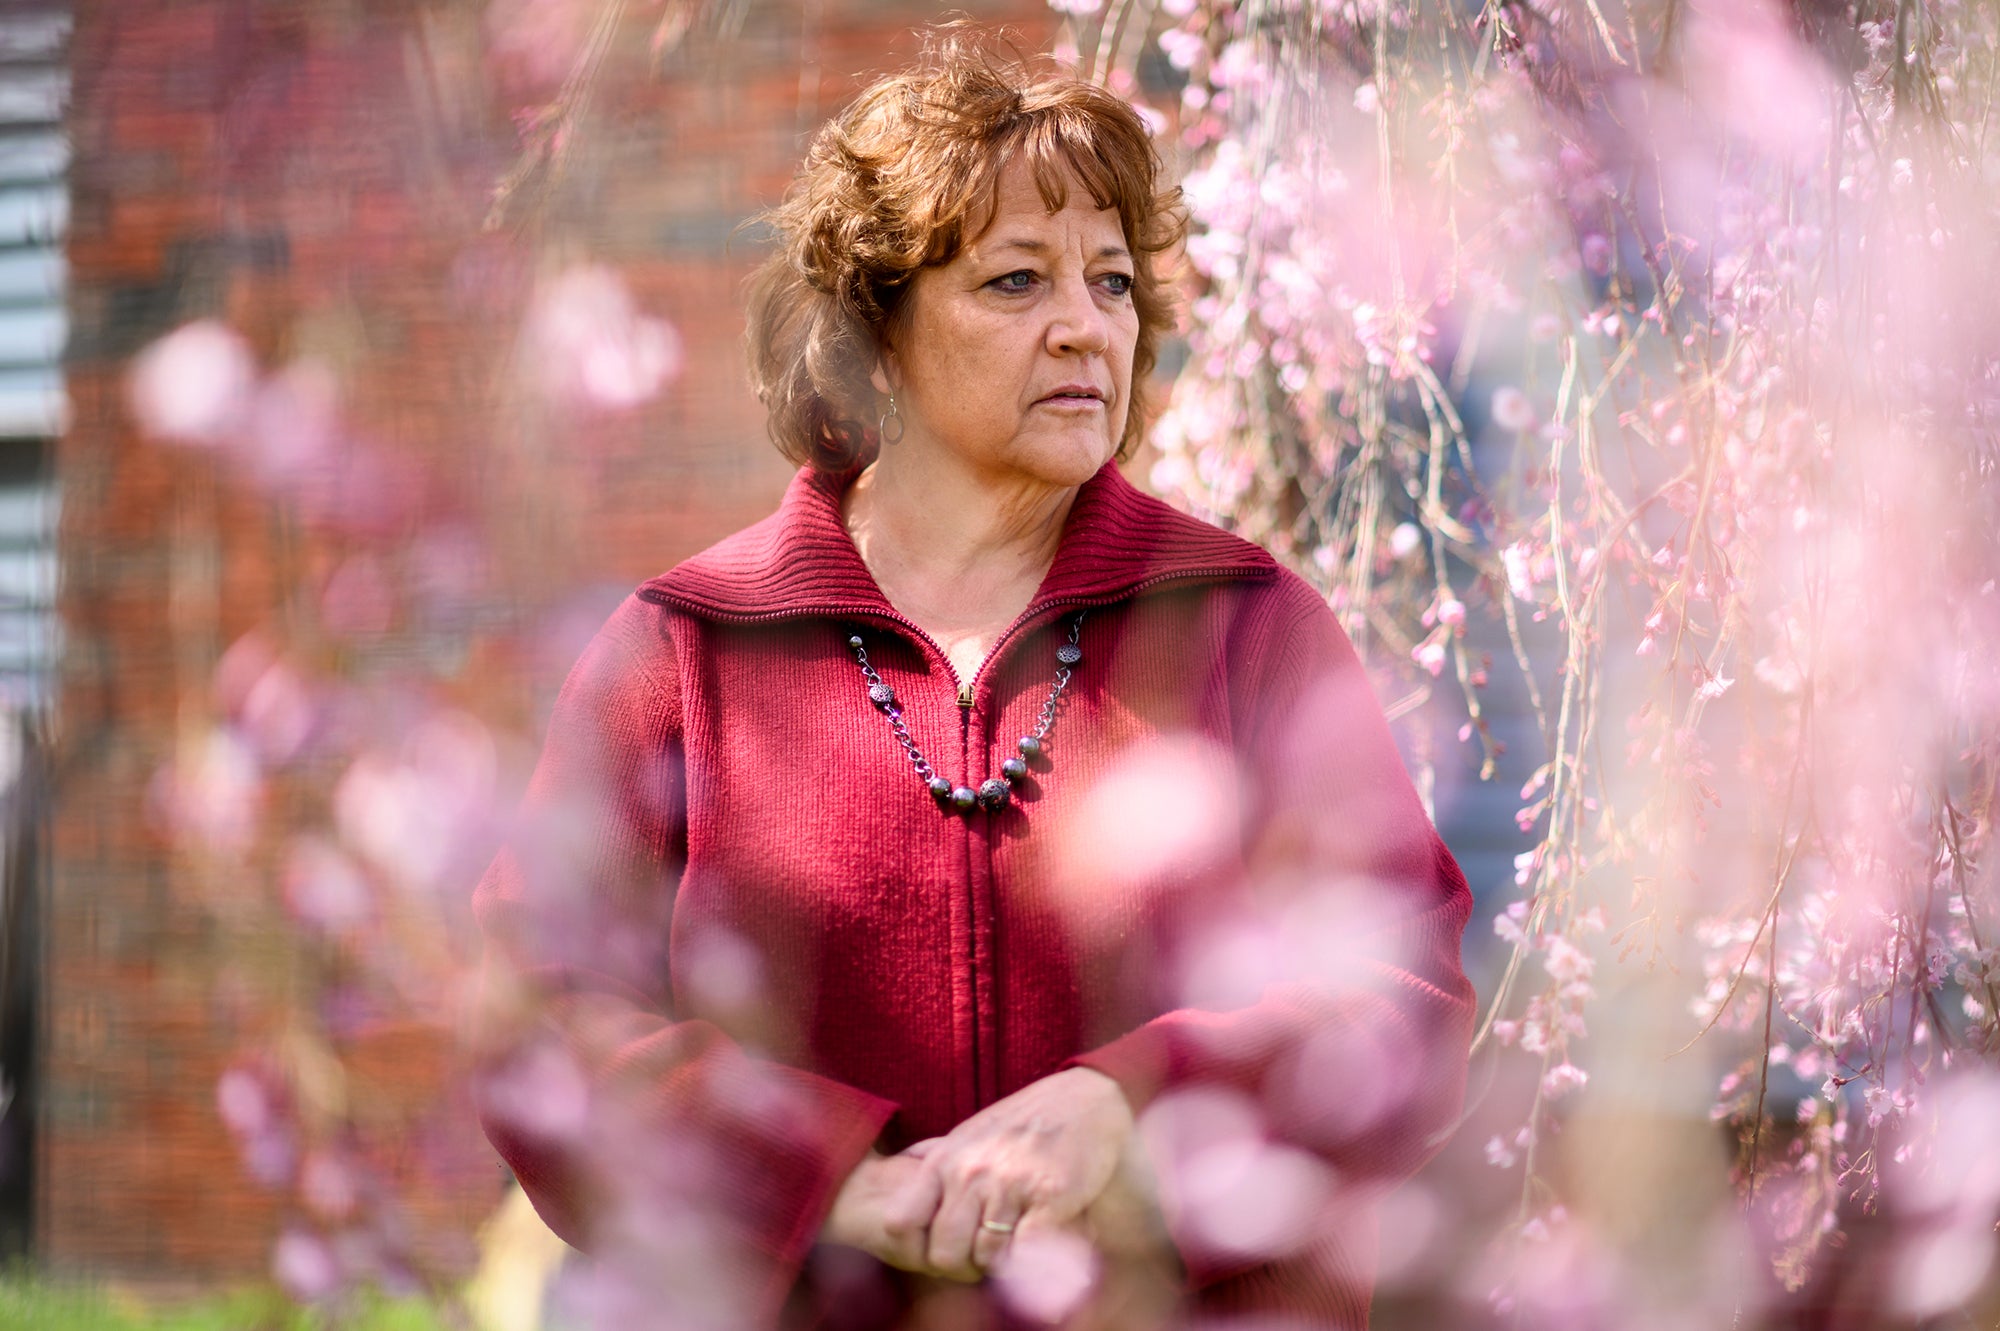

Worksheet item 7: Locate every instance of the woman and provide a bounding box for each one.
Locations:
[473,33,1474,1331]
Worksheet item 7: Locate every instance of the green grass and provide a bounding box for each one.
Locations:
[0,1276,457,1331]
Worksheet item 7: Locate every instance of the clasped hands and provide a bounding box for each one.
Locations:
[822,1066,1159,1282]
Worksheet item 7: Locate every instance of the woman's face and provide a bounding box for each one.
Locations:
[873,156,1139,489]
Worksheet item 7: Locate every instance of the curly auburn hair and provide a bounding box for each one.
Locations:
[745,31,1186,472]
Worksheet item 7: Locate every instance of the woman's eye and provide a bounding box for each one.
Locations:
[1099,272,1135,297]
[992,270,1036,292]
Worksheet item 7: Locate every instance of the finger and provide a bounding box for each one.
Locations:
[970,1194,1025,1273]
[1010,1205,1063,1248]
[900,1137,944,1159]
[883,1159,942,1231]
[925,1171,991,1280]
[879,1162,942,1268]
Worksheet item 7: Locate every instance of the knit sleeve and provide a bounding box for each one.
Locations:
[1064,573,1475,1292]
[470,594,896,1313]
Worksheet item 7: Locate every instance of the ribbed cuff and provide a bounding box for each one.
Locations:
[1062,1024,1173,1116]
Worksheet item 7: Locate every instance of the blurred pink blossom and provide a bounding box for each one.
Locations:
[127,320,256,446]
[1683,0,1836,158]
[284,837,374,936]
[1159,26,1203,71]
[1890,1225,1996,1320]
[150,727,263,852]
[216,1067,275,1137]
[217,1063,296,1186]
[479,1042,590,1142]
[1500,542,1539,601]
[523,265,683,413]
[272,1228,341,1303]
[992,1230,1099,1323]
[240,662,317,765]
[334,711,497,891]
[1540,1062,1588,1100]
[217,634,318,764]
[1541,936,1594,988]
[1140,1087,1331,1261]
[484,0,594,93]
[1054,735,1241,926]
[1179,918,1282,1012]
[299,1150,360,1221]
[1898,1075,2000,1221]
[243,359,343,488]
[1490,386,1535,433]
[677,925,767,1016]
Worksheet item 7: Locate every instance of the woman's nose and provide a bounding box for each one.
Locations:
[1046,274,1111,356]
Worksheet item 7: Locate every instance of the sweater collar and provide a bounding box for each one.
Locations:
[639,460,1277,623]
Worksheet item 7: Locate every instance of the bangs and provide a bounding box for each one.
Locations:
[1022,108,1156,240]
[948,100,1164,261]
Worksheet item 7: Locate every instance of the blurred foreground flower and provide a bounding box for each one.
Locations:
[991,1230,1099,1324]
[522,264,683,412]
[126,319,255,446]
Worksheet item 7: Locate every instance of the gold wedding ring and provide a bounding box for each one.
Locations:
[979,1219,1017,1234]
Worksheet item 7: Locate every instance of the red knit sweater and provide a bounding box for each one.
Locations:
[473,461,1474,1329]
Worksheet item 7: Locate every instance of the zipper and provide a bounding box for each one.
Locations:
[960,697,980,1111]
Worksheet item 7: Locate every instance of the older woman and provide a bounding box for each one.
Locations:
[473,34,1473,1331]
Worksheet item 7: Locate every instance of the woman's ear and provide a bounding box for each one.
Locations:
[868,349,897,398]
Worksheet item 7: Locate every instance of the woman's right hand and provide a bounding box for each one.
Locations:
[821,1150,945,1273]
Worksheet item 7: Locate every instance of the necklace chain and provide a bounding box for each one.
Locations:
[847,611,1087,814]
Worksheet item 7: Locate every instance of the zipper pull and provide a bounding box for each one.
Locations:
[956,682,975,709]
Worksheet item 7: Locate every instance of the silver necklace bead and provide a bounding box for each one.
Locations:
[847,610,1087,816]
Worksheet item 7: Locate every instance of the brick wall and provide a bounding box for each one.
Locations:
[54,0,1051,1283]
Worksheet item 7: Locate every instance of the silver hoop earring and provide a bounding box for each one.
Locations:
[878,394,905,446]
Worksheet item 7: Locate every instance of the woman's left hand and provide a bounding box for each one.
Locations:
[895,1066,1136,1281]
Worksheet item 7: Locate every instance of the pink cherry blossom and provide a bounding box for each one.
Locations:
[127,320,255,446]
[522,265,683,413]
[1490,386,1535,433]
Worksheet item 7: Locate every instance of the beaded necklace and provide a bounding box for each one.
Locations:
[846,611,1086,813]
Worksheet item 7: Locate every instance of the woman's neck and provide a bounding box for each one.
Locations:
[841,447,1081,682]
